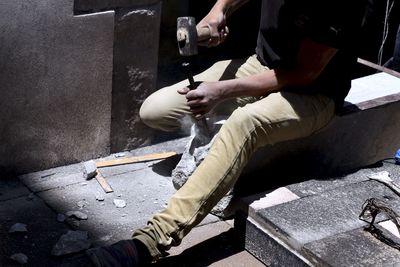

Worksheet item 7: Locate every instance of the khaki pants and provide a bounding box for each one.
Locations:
[134,55,335,259]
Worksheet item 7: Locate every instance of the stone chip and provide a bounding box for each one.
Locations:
[9,223,28,233]
[51,230,91,256]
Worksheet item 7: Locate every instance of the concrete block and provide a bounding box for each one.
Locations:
[83,160,97,179]
[110,3,162,152]
[0,1,114,173]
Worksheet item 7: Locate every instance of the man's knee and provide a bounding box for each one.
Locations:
[139,96,164,129]
[139,91,186,132]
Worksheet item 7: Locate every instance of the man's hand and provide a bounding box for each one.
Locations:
[177,82,224,119]
[196,5,229,47]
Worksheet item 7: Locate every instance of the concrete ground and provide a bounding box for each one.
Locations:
[0,138,264,267]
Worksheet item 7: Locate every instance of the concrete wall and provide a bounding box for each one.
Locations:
[109,4,161,152]
[0,0,161,174]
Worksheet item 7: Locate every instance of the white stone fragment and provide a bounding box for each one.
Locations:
[66,211,88,220]
[77,200,86,208]
[249,187,300,210]
[379,220,400,238]
[113,199,126,208]
[114,152,126,158]
[368,171,392,183]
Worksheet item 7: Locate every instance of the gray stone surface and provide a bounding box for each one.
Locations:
[256,180,400,246]
[286,161,400,198]
[303,227,400,267]
[0,0,114,173]
[110,3,162,152]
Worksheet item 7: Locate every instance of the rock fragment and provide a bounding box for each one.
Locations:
[113,199,126,208]
[77,200,87,208]
[51,230,91,256]
[9,223,27,233]
[57,214,66,222]
[10,253,28,264]
[66,211,88,220]
[95,195,105,201]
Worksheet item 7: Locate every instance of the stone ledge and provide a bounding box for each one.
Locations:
[342,72,400,113]
[237,162,400,266]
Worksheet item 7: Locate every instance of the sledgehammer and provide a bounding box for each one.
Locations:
[177,16,211,136]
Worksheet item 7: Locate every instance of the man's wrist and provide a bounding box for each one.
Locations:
[216,0,248,16]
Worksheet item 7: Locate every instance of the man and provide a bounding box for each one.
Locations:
[87,0,368,265]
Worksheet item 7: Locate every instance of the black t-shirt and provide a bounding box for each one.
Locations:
[256,0,368,109]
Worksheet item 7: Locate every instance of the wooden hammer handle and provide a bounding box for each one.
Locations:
[197,27,211,43]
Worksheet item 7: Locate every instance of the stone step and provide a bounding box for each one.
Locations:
[236,162,400,266]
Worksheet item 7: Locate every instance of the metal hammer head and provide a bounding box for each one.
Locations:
[177,17,198,57]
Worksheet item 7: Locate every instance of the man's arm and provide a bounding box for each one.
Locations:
[197,0,249,46]
[219,38,338,97]
[179,38,337,119]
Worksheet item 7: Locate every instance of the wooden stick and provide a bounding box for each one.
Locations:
[95,151,177,168]
[95,170,113,193]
